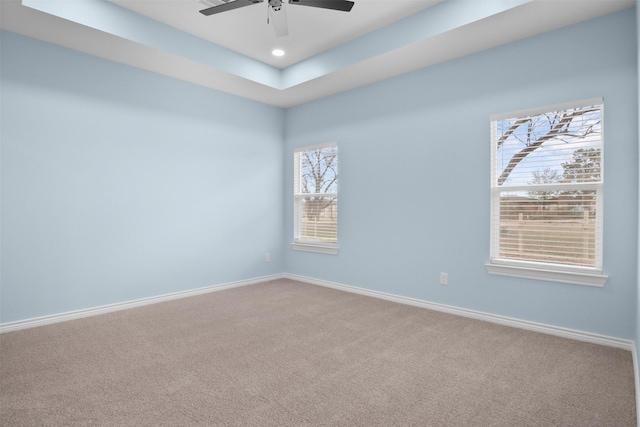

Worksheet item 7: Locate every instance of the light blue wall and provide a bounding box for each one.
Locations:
[285,10,638,339]
[0,31,285,323]
[1,10,638,341]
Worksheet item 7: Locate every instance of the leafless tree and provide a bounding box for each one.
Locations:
[301,147,337,221]
[497,105,600,185]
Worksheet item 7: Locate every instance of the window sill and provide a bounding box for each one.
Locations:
[292,242,339,255]
[485,262,607,287]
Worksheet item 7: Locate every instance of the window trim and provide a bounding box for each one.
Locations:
[292,142,339,255]
[291,241,339,255]
[485,262,607,287]
[486,98,607,287]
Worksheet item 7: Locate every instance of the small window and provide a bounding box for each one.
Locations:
[293,143,338,254]
[487,99,607,286]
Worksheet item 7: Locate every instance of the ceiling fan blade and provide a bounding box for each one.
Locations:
[269,5,289,37]
[200,0,263,16]
[288,0,354,12]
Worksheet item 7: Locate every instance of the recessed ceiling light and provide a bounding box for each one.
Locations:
[272,49,285,57]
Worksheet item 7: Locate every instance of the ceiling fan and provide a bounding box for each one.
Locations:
[199,0,355,37]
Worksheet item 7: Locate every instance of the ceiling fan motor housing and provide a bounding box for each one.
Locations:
[269,0,283,11]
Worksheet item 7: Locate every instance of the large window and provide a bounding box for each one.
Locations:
[487,99,607,286]
[293,143,338,254]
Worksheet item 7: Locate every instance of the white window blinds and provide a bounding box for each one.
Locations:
[489,99,604,276]
[294,143,338,251]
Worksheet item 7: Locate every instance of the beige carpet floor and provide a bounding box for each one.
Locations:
[1,279,636,426]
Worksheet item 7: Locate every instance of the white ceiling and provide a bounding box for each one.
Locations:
[0,0,635,108]
[109,0,441,68]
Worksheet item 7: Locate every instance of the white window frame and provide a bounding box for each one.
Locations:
[486,98,607,287]
[292,142,338,254]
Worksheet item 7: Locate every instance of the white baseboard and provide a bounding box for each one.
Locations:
[2,271,634,353]
[633,344,640,427]
[284,273,635,351]
[0,274,285,334]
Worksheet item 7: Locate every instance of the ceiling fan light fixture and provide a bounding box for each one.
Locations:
[272,49,285,57]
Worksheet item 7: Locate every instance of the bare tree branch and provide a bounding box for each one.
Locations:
[497,117,530,148]
[497,109,599,185]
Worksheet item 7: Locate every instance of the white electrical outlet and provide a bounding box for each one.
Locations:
[440,272,448,285]
[265,253,270,263]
